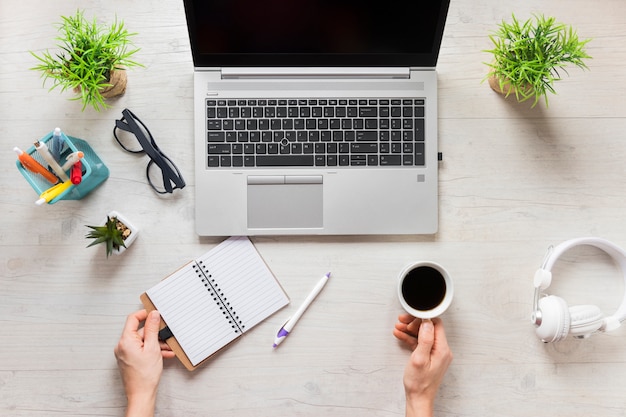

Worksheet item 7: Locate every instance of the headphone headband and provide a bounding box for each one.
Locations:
[535,237,626,331]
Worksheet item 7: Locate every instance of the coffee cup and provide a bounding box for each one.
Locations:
[397,261,453,319]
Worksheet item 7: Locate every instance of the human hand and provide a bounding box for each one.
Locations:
[114,309,175,417]
[393,314,453,417]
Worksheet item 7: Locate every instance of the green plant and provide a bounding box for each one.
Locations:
[86,216,127,257]
[31,10,142,111]
[484,14,591,107]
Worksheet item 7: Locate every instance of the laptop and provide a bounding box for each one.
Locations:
[183,0,450,236]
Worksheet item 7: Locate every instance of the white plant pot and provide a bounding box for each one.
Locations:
[107,210,139,255]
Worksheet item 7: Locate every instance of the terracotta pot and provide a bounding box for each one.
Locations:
[488,74,514,95]
[100,69,127,98]
[73,69,127,99]
[488,74,532,98]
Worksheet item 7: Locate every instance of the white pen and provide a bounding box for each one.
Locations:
[273,272,330,348]
[61,151,84,171]
[34,140,69,182]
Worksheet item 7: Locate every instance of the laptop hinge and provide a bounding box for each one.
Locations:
[221,67,410,80]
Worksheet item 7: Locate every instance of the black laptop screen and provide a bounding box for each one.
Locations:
[183,0,450,67]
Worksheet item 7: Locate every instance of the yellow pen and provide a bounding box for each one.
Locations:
[35,181,73,205]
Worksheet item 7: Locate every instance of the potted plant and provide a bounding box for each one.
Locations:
[86,211,138,257]
[484,14,591,107]
[31,10,142,111]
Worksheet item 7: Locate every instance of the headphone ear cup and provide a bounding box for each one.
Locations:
[536,296,571,343]
[568,305,604,338]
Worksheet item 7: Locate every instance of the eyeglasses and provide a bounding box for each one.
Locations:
[113,109,186,194]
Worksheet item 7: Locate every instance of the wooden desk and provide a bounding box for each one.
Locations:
[2,1,626,416]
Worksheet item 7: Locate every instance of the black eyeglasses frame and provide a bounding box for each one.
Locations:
[114,108,186,194]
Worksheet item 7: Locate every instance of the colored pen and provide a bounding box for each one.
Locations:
[34,140,70,182]
[35,180,73,205]
[61,151,84,171]
[273,272,330,348]
[14,147,59,184]
[70,161,83,185]
[50,127,64,163]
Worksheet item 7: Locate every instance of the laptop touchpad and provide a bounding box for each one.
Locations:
[247,175,323,229]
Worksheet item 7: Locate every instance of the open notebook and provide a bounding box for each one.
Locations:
[141,236,289,370]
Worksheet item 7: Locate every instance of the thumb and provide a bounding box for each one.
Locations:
[143,310,162,347]
[415,319,435,356]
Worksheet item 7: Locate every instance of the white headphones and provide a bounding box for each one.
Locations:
[532,237,626,343]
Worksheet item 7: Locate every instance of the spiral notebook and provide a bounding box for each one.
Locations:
[140,236,289,370]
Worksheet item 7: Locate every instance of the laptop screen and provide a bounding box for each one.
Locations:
[183,0,450,68]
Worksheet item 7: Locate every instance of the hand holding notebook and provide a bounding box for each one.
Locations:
[141,236,289,370]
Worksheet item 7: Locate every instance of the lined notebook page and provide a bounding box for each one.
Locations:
[146,236,288,366]
[196,236,290,331]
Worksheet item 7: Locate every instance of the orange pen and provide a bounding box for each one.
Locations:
[14,147,59,184]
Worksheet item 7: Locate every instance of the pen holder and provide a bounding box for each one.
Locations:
[15,131,109,204]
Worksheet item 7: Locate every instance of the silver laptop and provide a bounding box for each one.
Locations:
[183,0,450,236]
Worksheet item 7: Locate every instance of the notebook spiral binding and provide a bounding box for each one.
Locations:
[195,261,245,332]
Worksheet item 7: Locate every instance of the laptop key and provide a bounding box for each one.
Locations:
[208,156,219,167]
[415,119,425,141]
[351,143,378,153]
[220,156,231,167]
[208,120,222,130]
[255,155,315,166]
[380,155,402,165]
[356,131,377,141]
[359,107,377,117]
[351,155,367,166]
[208,132,225,142]
[208,144,231,154]
[414,143,425,166]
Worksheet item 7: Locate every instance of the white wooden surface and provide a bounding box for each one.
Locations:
[2,1,626,416]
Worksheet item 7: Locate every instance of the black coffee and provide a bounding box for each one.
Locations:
[401,266,446,311]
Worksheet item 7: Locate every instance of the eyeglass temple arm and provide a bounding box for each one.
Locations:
[120,111,181,192]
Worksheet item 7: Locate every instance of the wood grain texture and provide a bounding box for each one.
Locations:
[2,1,626,416]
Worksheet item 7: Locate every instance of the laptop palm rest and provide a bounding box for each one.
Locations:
[247,175,323,229]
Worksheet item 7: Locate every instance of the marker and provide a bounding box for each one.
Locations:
[14,147,59,184]
[34,140,70,182]
[61,151,84,171]
[273,272,330,348]
[35,180,73,205]
[70,161,82,185]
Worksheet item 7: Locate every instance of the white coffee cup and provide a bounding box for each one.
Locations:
[397,261,453,319]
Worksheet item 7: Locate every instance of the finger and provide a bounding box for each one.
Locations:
[162,350,177,359]
[405,317,422,335]
[414,319,435,357]
[431,318,450,350]
[122,309,148,335]
[393,328,418,350]
[397,313,416,324]
[143,310,162,347]
[394,321,410,333]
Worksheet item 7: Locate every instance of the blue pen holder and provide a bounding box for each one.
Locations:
[16,131,109,204]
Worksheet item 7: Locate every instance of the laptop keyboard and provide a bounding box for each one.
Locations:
[206,98,425,168]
